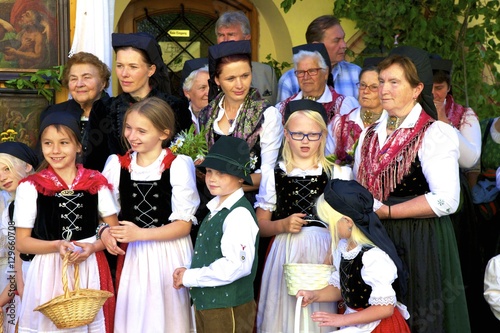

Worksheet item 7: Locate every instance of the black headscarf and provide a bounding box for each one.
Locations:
[323,179,408,299]
[389,46,437,120]
[0,141,39,168]
[284,99,328,124]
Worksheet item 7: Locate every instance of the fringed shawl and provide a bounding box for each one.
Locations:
[358,111,434,201]
[332,108,363,166]
[198,88,267,150]
[20,164,112,196]
[445,94,477,129]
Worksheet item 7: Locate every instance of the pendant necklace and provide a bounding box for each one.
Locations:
[223,101,235,126]
[361,109,381,125]
[387,115,404,131]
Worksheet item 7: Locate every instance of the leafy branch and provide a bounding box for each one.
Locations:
[4,65,64,102]
[264,54,292,80]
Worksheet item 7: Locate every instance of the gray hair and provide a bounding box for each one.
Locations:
[215,11,251,37]
[293,50,328,70]
[182,65,209,92]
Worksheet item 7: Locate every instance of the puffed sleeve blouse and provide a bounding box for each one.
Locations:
[102,150,200,224]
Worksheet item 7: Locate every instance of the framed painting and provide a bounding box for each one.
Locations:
[0,0,69,80]
[0,88,53,148]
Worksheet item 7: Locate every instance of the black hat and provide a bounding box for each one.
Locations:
[284,99,328,124]
[389,46,437,119]
[323,179,408,298]
[429,55,453,74]
[181,57,209,86]
[39,112,82,143]
[0,141,39,168]
[112,32,165,71]
[208,40,252,101]
[292,43,331,71]
[362,57,384,68]
[198,136,253,185]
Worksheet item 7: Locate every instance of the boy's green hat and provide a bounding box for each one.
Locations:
[198,136,253,185]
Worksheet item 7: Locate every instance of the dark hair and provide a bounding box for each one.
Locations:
[432,69,451,86]
[115,46,171,95]
[38,124,82,171]
[215,53,252,78]
[305,15,341,43]
[62,52,111,89]
[359,65,379,79]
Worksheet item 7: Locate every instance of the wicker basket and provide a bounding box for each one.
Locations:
[283,231,334,296]
[34,253,113,329]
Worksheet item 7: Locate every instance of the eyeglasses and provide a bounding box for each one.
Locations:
[287,130,323,141]
[294,68,325,78]
[356,82,379,92]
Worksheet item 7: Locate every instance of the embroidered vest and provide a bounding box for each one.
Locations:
[189,196,259,310]
[272,169,328,221]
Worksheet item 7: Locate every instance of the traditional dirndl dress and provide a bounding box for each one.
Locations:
[103,150,198,333]
[257,168,336,333]
[13,166,117,333]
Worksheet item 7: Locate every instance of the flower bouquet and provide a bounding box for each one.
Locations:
[169,125,208,165]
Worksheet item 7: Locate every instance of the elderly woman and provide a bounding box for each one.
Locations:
[89,32,192,163]
[326,65,386,177]
[353,46,470,333]
[181,58,209,133]
[39,51,110,170]
[276,43,358,123]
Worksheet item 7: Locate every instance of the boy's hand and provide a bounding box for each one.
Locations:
[173,267,187,289]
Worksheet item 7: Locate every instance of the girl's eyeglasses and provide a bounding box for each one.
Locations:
[287,130,322,141]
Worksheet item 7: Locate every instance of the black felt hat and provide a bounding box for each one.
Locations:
[429,56,453,74]
[362,57,384,68]
[198,136,253,185]
[388,46,437,119]
[39,111,82,143]
[323,179,408,299]
[207,40,252,101]
[292,43,331,71]
[284,99,328,124]
[0,141,39,168]
[112,32,165,71]
[181,58,209,85]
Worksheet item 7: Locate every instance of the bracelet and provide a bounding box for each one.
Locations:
[95,222,109,240]
[388,204,392,220]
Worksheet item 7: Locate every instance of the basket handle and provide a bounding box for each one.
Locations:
[294,296,309,333]
[62,252,81,299]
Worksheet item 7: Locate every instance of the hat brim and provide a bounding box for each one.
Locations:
[198,156,253,186]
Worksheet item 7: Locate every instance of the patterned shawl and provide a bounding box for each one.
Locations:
[445,94,477,128]
[357,110,434,201]
[198,88,268,150]
[279,85,345,124]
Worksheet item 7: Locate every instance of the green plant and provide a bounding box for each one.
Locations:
[169,124,208,162]
[264,54,292,80]
[280,0,499,119]
[4,65,64,102]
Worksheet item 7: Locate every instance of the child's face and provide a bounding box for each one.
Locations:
[41,125,81,172]
[285,113,323,160]
[205,168,242,203]
[0,162,20,193]
[124,110,168,155]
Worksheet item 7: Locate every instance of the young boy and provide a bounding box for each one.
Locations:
[173,135,259,333]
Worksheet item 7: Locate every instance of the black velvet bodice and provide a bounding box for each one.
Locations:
[340,246,373,309]
[272,169,328,221]
[388,157,430,198]
[118,167,172,228]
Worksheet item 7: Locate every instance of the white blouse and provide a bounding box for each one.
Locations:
[353,104,460,217]
[450,104,481,169]
[102,150,200,224]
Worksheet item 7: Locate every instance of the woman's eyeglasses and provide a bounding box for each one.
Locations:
[356,82,379,92]
[294,68,325,78]
[287,130,322,141]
